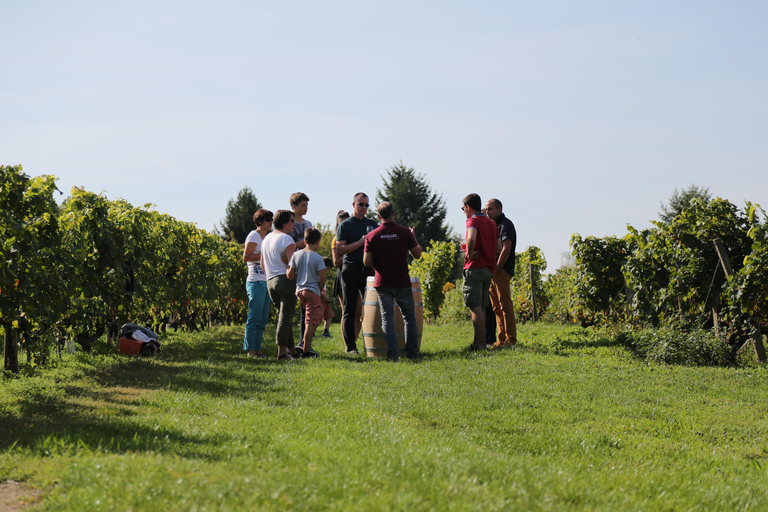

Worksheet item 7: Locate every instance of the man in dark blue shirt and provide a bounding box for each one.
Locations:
[484,198,518,347]
[336,192,378,354]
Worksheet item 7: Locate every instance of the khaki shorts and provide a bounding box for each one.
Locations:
[462,267,493,309]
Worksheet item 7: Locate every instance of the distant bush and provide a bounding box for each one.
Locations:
[619,327,732,366]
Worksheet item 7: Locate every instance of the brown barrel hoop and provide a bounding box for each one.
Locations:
[362,276,424,357]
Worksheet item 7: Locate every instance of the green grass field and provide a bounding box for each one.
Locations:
[2,323,767,511]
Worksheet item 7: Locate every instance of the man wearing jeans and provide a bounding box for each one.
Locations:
[363,202,422,361]
[484,198,518,347]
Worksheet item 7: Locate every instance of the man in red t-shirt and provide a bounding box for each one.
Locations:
[363,202,423,360]
[461,193,500,351]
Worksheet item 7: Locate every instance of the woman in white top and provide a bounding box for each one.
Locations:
[242,209,273,358]
[261,210,300,360]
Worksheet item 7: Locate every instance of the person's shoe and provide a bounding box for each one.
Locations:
[302,351,319,358]
[276,353,295,361]
[407,353,420,360]
[321,331,332,338]
[387,356,399,362]
[346,348,359,355]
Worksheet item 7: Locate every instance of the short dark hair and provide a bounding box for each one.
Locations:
[462,193,482,212]
[290,192,309,206]
[304,227,321,245]
[377,201,394,220]
[353,192,368,203]
[323,257,333,268]
[488,198,502,210]
[274,210,294,230]
[253,209,273,227]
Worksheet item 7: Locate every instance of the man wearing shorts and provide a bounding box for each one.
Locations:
[461,193,500,351]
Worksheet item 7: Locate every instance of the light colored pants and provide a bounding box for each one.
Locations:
[489,268,517,344]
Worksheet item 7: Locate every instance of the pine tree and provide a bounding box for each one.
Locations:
[375,162,450,248]
[218,186,262,244]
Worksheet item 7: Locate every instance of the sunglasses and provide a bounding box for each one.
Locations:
[357,202,370,208]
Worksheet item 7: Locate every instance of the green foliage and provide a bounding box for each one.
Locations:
[1,168,251,364]
[217,186,262,244]
[375,161,450,249]
[0,165,64,333]
[619,327,732,366]
[726,203,768,320]
[541,266,583,324]
[409,240,456,320]
[659,184,711,224]
[625,198,752,327]
[570,234,629,321]
[511,246,547,323]
[435,282,470,324]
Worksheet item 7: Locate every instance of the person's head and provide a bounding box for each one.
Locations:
[483,198,503,221]
[335,210,350,229]
[290,192,309,216]
[274,209,295,232]
[304,227,321,247]
[461,193,482,217]
[323,257,333,269]
[352,192,369,218]
[253,209,274,228]
[377,201,395,221]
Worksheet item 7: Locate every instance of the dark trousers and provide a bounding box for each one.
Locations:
[340,262,373,351]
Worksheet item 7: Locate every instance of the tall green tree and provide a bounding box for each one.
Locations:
[659,185,712,224]
[374,162,450,248]
[218,187,262,244]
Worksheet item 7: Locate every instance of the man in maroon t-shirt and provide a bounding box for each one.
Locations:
[363,202,423,360]
[461,193,500,351]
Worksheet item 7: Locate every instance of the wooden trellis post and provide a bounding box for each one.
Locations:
[530,263,539,322]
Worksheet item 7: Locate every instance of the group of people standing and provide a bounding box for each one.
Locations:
[241,189,517,361]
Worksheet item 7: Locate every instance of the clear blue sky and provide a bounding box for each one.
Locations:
[2,1,766,270]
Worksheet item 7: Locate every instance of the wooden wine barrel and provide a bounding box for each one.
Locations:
[362,277,423,357]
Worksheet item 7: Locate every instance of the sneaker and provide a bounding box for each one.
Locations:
[321,331,332,338]
[276,353,295,361]
[301,351,319,358]
[346,348,359,355]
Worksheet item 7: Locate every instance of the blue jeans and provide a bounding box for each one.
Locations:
[375,287,418,359]
[243,280,271,352]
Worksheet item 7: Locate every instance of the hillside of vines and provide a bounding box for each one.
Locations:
[2,165,247,372]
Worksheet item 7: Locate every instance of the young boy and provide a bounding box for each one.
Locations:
[320,257,335,338]
[287,228,326,358]
[290,192,312,345]
[290,192,312,250]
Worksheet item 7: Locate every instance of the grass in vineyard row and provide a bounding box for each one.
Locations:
[1,322,767,511]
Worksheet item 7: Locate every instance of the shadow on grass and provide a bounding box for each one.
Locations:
[0,327,282,456]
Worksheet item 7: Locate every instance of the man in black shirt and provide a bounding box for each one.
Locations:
[336,192,378,354]
[483,198,518,347]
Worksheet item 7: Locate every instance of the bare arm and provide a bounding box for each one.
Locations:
[363,251,374,267]
[409,227,422,259]
[286,265,296,280]
[282,243,296,266]
[318,268,326,290]
[332,240,343,267]
[242,242,259,263]
[336,237,365,256]
[495,239,513,274]
[466,227,478,260]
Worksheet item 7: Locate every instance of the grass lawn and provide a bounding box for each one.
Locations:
[1,322,767,511]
